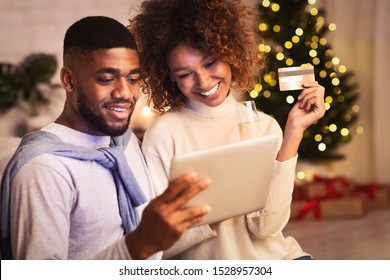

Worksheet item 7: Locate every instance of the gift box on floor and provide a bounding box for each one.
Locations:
[290,195,369,220]
[369,188,389,209]
[354,182,389,209]
[378,183,390,200]
[305,175,356,199]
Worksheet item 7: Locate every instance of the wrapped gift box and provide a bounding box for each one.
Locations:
[291,195,369,220]
[378,183,390,200]
[303,180,353,199]
[308,175,356,199]
[368,188,389,209]
[292,183,307,201]
[353,182,389,209]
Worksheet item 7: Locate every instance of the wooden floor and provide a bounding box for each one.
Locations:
[283,205,390,260]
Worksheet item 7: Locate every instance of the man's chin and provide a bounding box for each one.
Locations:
[105,125,129,137]
[95,119,130,136]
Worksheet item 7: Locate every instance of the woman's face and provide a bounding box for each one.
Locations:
[167,43,232,107]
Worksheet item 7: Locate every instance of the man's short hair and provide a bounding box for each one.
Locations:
[63,16,137,62]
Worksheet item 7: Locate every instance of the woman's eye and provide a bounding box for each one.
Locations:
[177,72,192,79]
[205,60,216,68]
[127,77,140,84]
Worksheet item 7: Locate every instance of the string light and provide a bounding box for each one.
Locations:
[295,28,304,36]
[250,90,259,98]
[318,143,326,151]
[329,124,337,132]
[285,58,294,66]
[340,128,349,136]
[332,57,340,65]
[258,23,268,32]
[262,0,270,8]
[263,90,271,98]
[338,65,347,73]
[328,23,337,31]
[310,8,319,16]
[314,134,322,141]
[271,3,280,12]
[284,41,293,49]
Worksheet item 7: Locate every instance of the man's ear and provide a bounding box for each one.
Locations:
[60,66,74,92]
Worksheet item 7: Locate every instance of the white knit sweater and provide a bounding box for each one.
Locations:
[142,94,308,260]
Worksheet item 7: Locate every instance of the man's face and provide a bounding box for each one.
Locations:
[65,48,141,136]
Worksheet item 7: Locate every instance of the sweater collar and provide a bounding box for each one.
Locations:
[42,123,111,148]
[185,93,237,118]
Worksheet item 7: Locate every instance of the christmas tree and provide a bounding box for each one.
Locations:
[251,0,360,162]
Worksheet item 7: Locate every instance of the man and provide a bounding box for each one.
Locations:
[0,16,210,260]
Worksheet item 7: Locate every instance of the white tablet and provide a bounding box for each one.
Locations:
[169,135,279,226]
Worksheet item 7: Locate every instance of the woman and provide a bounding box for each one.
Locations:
[129,0,325,259]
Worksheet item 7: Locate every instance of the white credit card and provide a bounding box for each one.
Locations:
[278,65,315,91]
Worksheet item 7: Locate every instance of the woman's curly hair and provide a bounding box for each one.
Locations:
[128,0,265,112]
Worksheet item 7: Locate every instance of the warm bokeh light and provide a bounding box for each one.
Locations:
[310,8,318,16]
[276,52,284,60]
[328,23,337,31]
[250,90,259,98]
[296,171,306,180]
[314,134,322,141]
[141,106,151,116]
[262,0,271,8]
[356,126,364,134]
[285,41,293,49]
[318,143,326,151]
[286,95,295,104]
[295,28,304,36]
[271,3,280,12]
[259,23,268,31]
[273,25,281,32]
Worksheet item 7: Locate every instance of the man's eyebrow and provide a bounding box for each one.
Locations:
[95,67,141,75]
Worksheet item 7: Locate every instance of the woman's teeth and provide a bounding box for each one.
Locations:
[200,83,219,96]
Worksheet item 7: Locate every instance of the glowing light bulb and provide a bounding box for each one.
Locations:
[142,106,151,116]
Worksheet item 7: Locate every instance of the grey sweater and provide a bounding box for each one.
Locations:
[7,123,160,259]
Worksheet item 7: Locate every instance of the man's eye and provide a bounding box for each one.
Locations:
[97,77,114,84]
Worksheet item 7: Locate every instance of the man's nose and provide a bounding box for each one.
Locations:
[112,77,133,100]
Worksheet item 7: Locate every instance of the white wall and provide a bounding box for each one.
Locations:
[0,0,145,136]
[0,0,381,183]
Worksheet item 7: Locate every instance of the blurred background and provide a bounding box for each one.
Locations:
[0,0,389,259]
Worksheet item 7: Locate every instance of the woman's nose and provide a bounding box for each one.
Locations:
[196,70,211,88]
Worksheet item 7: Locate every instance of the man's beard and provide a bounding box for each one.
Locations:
[77,92,131,137]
